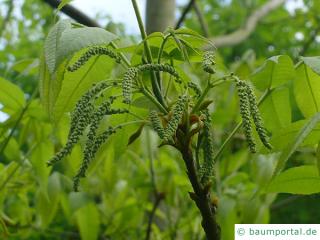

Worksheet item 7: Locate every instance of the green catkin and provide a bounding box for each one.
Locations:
[236,80,256,153]
[199,110,215,184]
[73,126,118,191]
[149,110,165,139]
[163,95,188,142]
[67,46,121,72]
[202,51,216,74]
[122,67,138,104]
[137,63,182,84]
[246,84,272,150]
[47,82,111,166]
[187,82,202,97]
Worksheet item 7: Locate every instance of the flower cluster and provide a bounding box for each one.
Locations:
[202,51,216,74]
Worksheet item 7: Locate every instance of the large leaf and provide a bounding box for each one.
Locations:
[251,55,294,91]
[273,112,320,176]
[259,87,291,131]
[76,203,100,240]
[270,120,320,151]
[44,20,71,73]
[294,61,320,118]
[56,27,118,68]
[267,166,320,194]
[0,77,26,111]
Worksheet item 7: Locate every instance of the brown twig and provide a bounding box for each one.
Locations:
[175,0,196,29]
[42,0,100,27]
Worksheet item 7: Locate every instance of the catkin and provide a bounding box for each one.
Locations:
[187,82,202,97]
[73,126,118,191]
[137,63,182,84]
[236,80,256,153]
[149,110,165,139]
[72,96,128,191]
[67,46,121,72]
[199,110,215,183]
[202,51,215,74]
[122,67,138,104]
[246,84,272,150]
[163,95,188,141]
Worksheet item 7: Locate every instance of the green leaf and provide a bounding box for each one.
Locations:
[267,166,320,194]
[30,141,53,193]
[76,203,100,240]
[0,77,26,111]
[56,27,118,68]
[270,120,320,151]
[259,87,291,131]
[251,55,294,91]
[44,20,71,73]
[273,112,320,176]
[36,173,61,227]
[294,62,320,118]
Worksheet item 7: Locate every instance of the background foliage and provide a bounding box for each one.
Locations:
[1,0,320,239]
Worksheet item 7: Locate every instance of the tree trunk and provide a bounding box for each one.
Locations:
[146,0,176,34]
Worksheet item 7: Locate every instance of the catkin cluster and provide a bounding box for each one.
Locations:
[67,46,121,72]
[235,79,272,153]
[199,110,215,184]
[47,82,110,166]
[73,96,128,191]
[202,51,216,74]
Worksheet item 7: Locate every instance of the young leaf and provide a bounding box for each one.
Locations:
[56,27,118,68]
[44,19,71,73]
[267,166,320,194]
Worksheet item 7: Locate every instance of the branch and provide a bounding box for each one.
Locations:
[42,0,100,27]
[175,0,196,29]
[0,0,14,39]
[209,0,286,48]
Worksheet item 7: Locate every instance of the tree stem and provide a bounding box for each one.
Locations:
[181,147,220,240]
